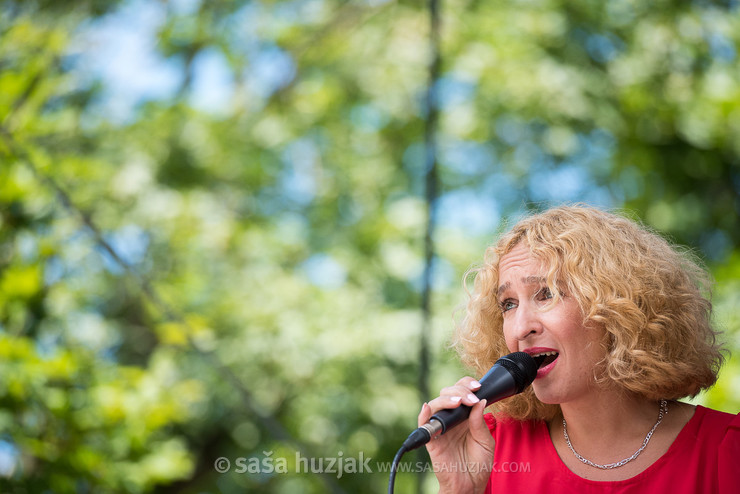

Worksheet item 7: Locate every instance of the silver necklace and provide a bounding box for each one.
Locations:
[562,399,668,470]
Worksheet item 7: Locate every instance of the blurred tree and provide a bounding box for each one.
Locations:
[0,0,738,492]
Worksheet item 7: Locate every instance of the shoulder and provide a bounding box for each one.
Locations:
[692,405,739,438]
[675,405,740,453]
[684,405,740,492]
[699,407,740,493]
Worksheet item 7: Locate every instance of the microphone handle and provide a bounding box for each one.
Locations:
[429,365,517,434]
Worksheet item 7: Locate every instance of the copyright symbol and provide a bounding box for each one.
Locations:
[214,457,230,473]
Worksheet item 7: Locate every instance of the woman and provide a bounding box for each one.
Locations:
[419,205,739,493]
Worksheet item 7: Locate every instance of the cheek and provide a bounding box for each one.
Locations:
[582,326,607,360]
[502,323,517,352]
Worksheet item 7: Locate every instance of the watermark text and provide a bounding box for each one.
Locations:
[214,451,530,478]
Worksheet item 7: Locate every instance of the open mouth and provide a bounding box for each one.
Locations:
[531,351,559,369]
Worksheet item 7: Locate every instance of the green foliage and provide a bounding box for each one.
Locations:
[0,0,738,492]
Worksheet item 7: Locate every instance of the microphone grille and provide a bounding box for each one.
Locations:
[495,352,538,393]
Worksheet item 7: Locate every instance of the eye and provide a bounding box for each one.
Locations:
[536,287,554,301]
[499,299,517,313]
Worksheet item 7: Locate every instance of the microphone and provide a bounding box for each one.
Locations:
[401,351,543,451]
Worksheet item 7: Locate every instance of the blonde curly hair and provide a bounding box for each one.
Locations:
[453,204,725,421]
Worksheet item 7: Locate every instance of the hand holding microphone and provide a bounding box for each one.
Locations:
[409,352,541,449]
[388,352,543,494]
[413,376,496,494]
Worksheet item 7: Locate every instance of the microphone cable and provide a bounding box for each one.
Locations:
[387,444,408,494]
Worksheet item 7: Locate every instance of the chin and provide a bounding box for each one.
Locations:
[532,386,564,405]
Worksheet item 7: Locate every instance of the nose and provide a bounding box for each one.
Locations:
[509,304,543,342]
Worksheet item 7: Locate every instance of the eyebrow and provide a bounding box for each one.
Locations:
[497,276,547,297]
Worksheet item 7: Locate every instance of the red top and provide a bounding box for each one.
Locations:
[483,405,740,493]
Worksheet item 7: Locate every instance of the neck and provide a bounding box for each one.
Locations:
[549,388,694,480]
[557,388,662,444]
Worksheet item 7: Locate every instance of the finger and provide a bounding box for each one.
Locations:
[426,394,464,415]
[438,385,481,407]
[468,399,494,447]
[439,378,481,397]
[456,376,482,391]
[418,402,432,427]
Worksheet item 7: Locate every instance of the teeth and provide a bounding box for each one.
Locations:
[531,351,558,357]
